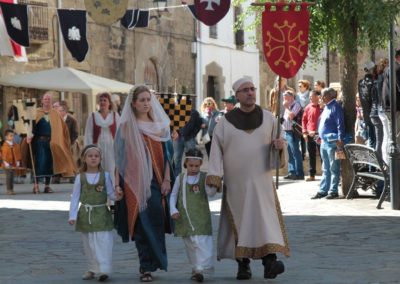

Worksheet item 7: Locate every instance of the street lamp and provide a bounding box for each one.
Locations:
[388,22,400,209]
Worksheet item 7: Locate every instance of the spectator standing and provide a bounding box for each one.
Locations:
[200,97,220,157]
[354,93,367,144]
[269,76,294,116]
[282,90,304,180]
[311,88,345,200]
[313,80,326,92]
[220,95,237,114]
[172,108,204,175]
[302,90,322,181]
[296,80,311,108]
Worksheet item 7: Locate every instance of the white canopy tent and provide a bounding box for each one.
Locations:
[0,67,134,112]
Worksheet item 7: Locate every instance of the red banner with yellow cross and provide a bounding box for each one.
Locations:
[262,3,310,79]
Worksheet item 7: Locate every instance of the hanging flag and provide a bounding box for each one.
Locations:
[0,7,14,56]
[158,94,193,131]
[120,9,138,29]
[120,9,149,30]
[135,10,149,28]
[85,0,128,26]
[57,9,89,63]
[0,2,29,47]
[262,2,310,79]
[187,4,197,19]
[1,0,27,62]
[192,0,230,26]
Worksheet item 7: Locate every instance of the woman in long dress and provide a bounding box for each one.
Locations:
[114,85,174,282]
[84,92,120,185]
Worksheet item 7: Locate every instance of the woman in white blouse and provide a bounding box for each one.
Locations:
[84,92,120,185]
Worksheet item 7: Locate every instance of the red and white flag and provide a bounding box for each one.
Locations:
[0,0,27,62]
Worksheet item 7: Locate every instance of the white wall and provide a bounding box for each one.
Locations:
[195,1,260,105]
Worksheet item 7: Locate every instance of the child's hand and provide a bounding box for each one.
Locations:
[115,186,124,200]
[68,220,75,225]
[171,213,180,220]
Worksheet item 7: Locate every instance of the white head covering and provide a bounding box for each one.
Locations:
[232,77,253,92]
[115,85,171,211]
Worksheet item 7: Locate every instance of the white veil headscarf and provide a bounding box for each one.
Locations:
[115,85,171,211]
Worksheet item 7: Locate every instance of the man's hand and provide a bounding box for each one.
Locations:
[68,220,75,225]
[171,130,179,141]
[336,140,344,148]
[273,138,285,150]
[303,134,309,142]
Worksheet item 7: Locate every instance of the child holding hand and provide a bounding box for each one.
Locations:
[170,148,217,282]
[68,144,123,282]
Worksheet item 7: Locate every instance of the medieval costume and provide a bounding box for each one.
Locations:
[32,108,76,179]
[114,89,174,275]
[170,171,216,279]
[69,171,116,278]
[1,139,22,194]
[207,106,290,261]
[84,111,120,185]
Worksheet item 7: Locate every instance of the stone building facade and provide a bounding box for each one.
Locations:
[0,0,195,136]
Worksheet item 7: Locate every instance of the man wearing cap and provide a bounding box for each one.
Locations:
[206,77,289,280]
[282,90,304,180]
[221,95,237,114]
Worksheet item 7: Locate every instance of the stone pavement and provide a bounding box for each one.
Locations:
[1,176,400,284]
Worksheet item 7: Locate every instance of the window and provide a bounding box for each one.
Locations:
[234,6,244,48]
[18,0,49,43]
[209,25,218,39]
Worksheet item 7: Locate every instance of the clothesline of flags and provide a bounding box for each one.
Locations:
[0,1,231,63]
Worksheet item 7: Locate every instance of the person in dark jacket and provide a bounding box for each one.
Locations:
[172,109,205,175]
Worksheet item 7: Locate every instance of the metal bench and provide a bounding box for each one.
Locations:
[344,144,390,209]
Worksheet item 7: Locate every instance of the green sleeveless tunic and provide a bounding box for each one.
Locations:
[174,172,212,237]
[75,171,114,233]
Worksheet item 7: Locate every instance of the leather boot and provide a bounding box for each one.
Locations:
[236,258,252,280]
[262,254,285,279]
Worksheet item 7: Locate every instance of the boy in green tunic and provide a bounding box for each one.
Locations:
[170,148,217,282]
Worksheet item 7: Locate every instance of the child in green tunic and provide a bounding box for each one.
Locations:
[68,145,123,282]
[170,148,217,282]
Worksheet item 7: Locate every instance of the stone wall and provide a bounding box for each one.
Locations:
[0,0,195,136]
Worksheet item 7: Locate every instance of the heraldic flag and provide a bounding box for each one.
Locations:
[57,9,89,63]
[0,2,29,47]
[158,94,193,131]
[189,0,230,26]
[262,2,310,79]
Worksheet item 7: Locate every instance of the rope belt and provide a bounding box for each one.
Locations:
[82,203,107,225]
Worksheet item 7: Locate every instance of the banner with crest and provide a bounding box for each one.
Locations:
[262,2,310,79]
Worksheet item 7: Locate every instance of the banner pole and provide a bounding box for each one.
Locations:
[275,75,282,189]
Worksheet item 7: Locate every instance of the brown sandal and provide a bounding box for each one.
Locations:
[140,272,153,282]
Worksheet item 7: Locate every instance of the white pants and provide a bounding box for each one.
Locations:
[183,235,214,274]
[81,231,113,274]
